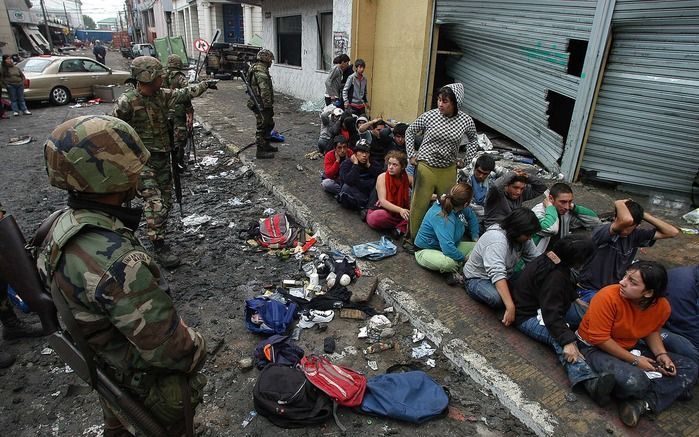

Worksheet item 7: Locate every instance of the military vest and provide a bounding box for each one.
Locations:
[164,71,189,122]
[121,89,171,153]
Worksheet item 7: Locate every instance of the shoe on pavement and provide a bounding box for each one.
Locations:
[23,110,32,115]
[2,318,45,340]
[583,373,615,406]
[0,351,16,369]
[256,148,275,159]
[153,240,181,269]
[445,272,465,287]
[13,112,19,116]
[618,399,648,427]
[263,142,278,152]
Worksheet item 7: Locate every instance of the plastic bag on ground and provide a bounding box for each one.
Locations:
[352,236,397,260]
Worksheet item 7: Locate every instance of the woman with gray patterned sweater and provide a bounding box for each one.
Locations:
[405,83,478,242]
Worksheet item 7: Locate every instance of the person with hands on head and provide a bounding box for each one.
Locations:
[413,182,479,285]
[484,167,547,227]
[336,140,382,210]
[463,208,541,326]
[321,135,353,195]
[576,261,698,427]
[366,151,412,238]
[511,236,617,405]
[576,198,679,303]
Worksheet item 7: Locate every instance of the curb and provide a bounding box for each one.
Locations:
[201,117,556,436]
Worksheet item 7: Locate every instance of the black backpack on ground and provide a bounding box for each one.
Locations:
[253,363,332,428]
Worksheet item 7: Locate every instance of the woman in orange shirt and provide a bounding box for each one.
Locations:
[577,261,698,427]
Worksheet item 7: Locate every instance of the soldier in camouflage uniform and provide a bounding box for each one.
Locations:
[112,56,217,268]
[38,115,207,437]
[0,200,44,369]
[164,54,193,172]
[247,48,277,159]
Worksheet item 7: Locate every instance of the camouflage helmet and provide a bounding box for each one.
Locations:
[45,115,150,193]
[167,53,184,70]
[256,49,274,64]
[130,56,165,83]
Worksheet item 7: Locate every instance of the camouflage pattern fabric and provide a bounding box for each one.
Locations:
[163,70,192,162]
[36,207,207,433]
[248,61,275,146]
[44,115,150,194]
[111,82,208,153]
[138,152,172,242]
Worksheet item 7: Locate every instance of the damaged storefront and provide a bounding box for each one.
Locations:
[6,6,52,55]
[435,0,698,196]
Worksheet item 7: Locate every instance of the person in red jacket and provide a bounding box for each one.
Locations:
[321,135,353,195]
[577,261,698,427]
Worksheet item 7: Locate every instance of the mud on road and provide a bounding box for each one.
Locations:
[0,113,534,437]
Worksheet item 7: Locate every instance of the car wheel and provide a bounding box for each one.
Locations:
[50,86,71,106]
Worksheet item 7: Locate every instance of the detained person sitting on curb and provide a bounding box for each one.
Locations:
[321,135,353,195]
[414,182,479,286]
[576,199,679,303]
[366,151,412,238]
[463,208,541,326]
[576,261,698,428]
[510,236,617,406]
[358,117,393,169]
[530,182,601,253]
[317,105,344,153]
[483,168,547,228]
[458,154,503,228]
[39,115,208,437]
[337,140,382,210]
[661,264,699,367]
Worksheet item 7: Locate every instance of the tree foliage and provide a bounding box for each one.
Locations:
[83,15,96,29]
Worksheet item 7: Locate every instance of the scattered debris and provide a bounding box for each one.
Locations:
[40,347,53,355]
[263,207,276,216]
[238,357,254,371]
[304,151,323,160]
[412,329,425,343]
[367,360,378,371]
[364,342,394,354]
[199,156,219,166]
[426,358,436,368]
[412,341,436,359]
[680,228,698,235]
[682,208,699,225]
[565,392,577,402]
[7,136,33,146]
[352,236,398,260]
[296,164,304,171]
[357,327,368,339]
[181,213,212,227]
[340,308,367,320]
[241,410,257,428]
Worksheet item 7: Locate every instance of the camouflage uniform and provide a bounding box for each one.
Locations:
[247,49,276,158]
[39,115,207,436]
[111,56,209,247]
[164,54,192,170]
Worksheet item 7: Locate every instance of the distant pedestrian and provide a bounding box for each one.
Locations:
[93,40,106,64]
[1,55,31,116]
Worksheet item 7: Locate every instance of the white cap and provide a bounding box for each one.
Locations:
[332,107,344,117]
[357,116,368,124]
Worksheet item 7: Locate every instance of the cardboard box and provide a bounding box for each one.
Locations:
[93,85,127,103]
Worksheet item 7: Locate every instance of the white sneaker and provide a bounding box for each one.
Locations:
[23,110,31,115]
[13,112,19,116]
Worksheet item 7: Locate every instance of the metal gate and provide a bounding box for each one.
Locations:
[582,11,699,194]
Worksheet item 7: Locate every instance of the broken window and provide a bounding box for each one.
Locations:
[546,90,575,143]
[276,15,302,67]
[567,39,588,77]
[317,12,333,71]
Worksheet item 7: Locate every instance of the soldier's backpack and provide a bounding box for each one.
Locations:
[254,335,305,369]
[253,363,333,428]
[359,370,449,423]
[257,212,299,249]
[299,355,366,407]
[244,297,297,335]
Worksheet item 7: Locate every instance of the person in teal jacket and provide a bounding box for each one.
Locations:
[414,182,479,283]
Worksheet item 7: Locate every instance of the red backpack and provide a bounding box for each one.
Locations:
[256,212,299,248]
[299,355,367,407]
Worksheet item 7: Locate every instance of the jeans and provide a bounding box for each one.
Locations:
[564,300,588,330]
[321,178,341,195]
[517,317,597,386]
[464,278,503,308]
[578,342,698,413]
[6,84,28,112]
[661,329,699,367]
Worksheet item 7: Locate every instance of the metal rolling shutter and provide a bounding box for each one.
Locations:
[435,0,597,172]
[582,5,699,194]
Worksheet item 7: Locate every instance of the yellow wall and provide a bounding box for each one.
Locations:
[352,0,433,123]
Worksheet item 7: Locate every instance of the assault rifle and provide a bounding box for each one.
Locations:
[239,69,263,113]
[168,118,184,215]
[0,213,169,436]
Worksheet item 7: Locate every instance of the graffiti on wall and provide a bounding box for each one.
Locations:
[333,31,349,56]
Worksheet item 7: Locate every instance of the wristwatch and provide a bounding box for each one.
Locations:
[631,358,639,366]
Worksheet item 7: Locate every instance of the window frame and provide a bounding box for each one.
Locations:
[275,15,302,67]
[317,11,333,72]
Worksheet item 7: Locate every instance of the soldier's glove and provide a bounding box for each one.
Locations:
[206,80,219,90]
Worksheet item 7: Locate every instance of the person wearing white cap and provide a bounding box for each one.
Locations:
[318,105,344,152]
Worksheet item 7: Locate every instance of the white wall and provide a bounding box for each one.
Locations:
[153,0,168,37]
[261,0,351,103]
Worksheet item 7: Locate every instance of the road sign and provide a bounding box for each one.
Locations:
[194,38,210,53]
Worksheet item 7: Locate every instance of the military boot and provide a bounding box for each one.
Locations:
[263,140,278,153]
[153,240,181,269]
[1,312,45,340]
[0,350,16,368]
[256,145,275,159]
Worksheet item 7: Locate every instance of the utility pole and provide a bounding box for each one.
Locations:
[63,2,71,31]
[118,11,124,32]
[77,0,83,28]
[39,0,54,51]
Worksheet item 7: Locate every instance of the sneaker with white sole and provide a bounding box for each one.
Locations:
[13,112,19,116]
[23,110,32,115]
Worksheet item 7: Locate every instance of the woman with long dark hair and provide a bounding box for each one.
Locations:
[1,55,31,116]
[463,208,541,325]
[511,236,617,405]
[577,261,698,427]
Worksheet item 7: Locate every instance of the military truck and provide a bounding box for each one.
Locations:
[205,42,261,79]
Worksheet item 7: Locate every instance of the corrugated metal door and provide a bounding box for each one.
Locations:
[582,5,699,194]
[435,0,597,172]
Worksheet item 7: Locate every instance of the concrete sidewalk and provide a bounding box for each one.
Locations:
[193,80,699,436]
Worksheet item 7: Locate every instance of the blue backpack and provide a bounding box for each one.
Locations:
[359,371,449,423]
[244,297,297,335]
